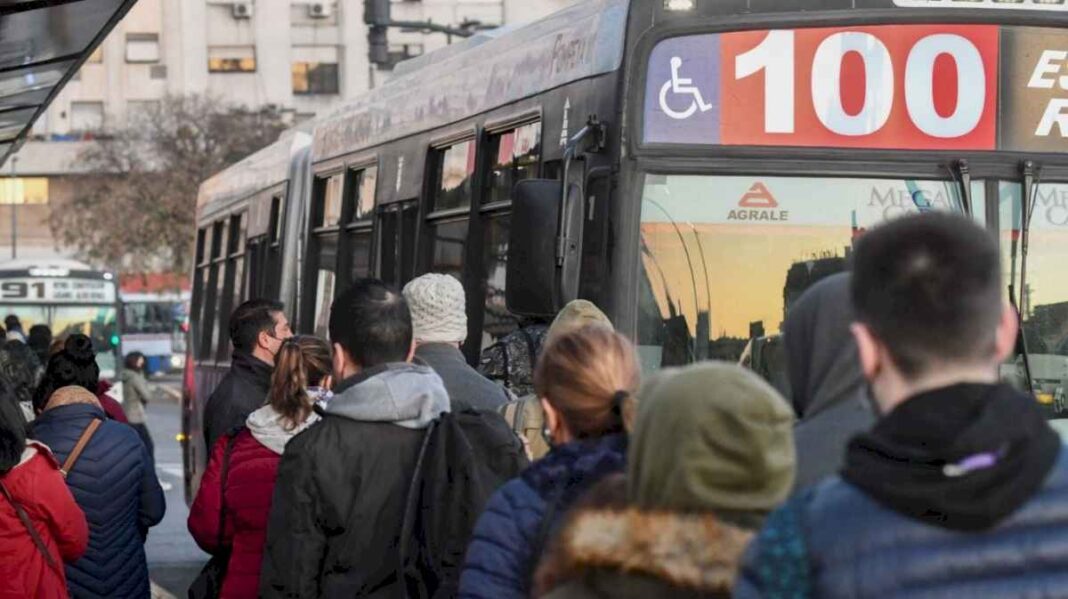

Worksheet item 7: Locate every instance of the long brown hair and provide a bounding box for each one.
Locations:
[533,325,640,440]
[268,335,332,430]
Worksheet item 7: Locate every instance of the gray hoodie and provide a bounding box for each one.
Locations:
[325,362,450,429]
[783,273,875,492]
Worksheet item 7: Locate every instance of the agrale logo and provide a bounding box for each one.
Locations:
[728,182,789,221]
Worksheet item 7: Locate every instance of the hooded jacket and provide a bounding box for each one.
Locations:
[188,404,319,599]
[537,363,794,599]
[203,352,273,452]
[736,383,1068,599]
[458,433,628,599]
[0,442,88,599]
[32,388,165,599]
[782,273,874,492]
[260,362,449,599]
[119,369,152,425]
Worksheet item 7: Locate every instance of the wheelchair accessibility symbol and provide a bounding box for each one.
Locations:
[659,56,714,120]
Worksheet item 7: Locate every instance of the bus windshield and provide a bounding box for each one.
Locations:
[0,303,119,376]
[636,173,980,389]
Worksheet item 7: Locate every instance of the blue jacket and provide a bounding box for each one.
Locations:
[33,403,166,599]
[458,434,626,599]
[735,446,1068,599]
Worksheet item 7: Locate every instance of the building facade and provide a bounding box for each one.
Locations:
[6,0,573,262]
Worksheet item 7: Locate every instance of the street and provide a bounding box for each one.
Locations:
[144,379,208,598]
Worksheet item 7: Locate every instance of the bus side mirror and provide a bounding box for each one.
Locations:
[506,180,562,317]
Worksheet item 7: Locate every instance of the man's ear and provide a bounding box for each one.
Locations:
[332,343,349,379]
[994,300,1020,364]
[851,322,882,382]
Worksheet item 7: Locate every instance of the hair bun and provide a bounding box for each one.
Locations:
[63,334,96,365]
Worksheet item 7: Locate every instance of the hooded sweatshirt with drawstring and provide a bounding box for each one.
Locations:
[188,400,320,599]
[260,362,449,599]
[782,273,875,492]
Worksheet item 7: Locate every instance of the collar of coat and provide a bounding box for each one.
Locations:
[546,508,753,593]
[43,385,101,412]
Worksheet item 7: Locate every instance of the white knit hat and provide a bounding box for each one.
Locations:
[403,273,468,344]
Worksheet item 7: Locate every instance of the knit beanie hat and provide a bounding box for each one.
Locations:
[628,362,796,528]
[403,273,468,344]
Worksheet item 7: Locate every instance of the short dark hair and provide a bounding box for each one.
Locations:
[4,315,20,330]
[329,279,412,368]
[124,351,146,371]
[230,299,285,353]
[851,212,1002,377]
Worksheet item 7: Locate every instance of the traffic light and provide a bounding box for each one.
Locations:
[365,0,389,25]
[368,26,389,66]
[365,0,391,66]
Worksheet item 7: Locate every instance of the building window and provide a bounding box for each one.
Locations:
[0,178,48,205]
[70,102,104,132]
[432,139,476,212]
[125,33,160,64]
[209,46,256,73]
[292,62,339,95]
[486,121,542,205]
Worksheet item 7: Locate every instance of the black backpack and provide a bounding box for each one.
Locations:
[399,408,530,599]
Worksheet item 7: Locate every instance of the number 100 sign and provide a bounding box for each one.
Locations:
[644,25,998,149]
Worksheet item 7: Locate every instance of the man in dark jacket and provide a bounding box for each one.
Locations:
[403,273,510,411]
[737,213,1068,598]
[202,299,292,451]
[782,273,874,492]
[260,279,449,598]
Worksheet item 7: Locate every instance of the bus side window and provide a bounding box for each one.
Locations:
[216,212,246,363]
[304,173,343,336]
[377,201,418,288]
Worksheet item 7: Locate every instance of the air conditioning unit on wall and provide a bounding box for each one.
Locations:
[308,2,333,18]
[232,2,253,19]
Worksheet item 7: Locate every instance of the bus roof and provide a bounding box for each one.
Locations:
[196,130,312,214]
[311,0,629,164]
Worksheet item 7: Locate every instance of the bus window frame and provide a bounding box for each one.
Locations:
[215,212,247,363]
[465,115,546,361]
[303,169,345,334]
[337,158,379,292]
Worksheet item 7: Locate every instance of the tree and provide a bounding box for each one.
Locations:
[49,95,288,278]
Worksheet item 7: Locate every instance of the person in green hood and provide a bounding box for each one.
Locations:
[534,362,796,599]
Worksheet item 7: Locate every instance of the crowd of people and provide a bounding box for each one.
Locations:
[0,319,164,598]
[2,212,1067,598]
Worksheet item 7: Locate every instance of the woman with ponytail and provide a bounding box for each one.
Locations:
[189,335,332,599]
[459,325,640,599]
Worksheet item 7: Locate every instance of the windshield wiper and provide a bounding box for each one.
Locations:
[954,159,972,217]
[1010,160,1040,397]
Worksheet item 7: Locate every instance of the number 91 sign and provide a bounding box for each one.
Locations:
[643,25,999,149]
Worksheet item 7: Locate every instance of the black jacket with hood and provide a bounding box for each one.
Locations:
[782,273,875,492]
[259,362,450,599]
[202,352,273,451]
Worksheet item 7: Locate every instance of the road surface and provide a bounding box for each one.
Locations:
[144,379,208,598]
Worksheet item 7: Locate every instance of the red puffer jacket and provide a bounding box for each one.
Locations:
[188,428,284,599]
[0,443,89,599]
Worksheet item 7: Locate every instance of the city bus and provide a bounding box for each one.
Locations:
[186,0,1068,497]
[120,291,190,375]
[0,259,122,378]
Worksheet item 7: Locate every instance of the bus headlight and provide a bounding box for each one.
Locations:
[664,0,695,10]
[170,355,184,369]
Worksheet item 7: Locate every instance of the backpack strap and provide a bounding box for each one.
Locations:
[0,480,60,572]
[60,418,102,478]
